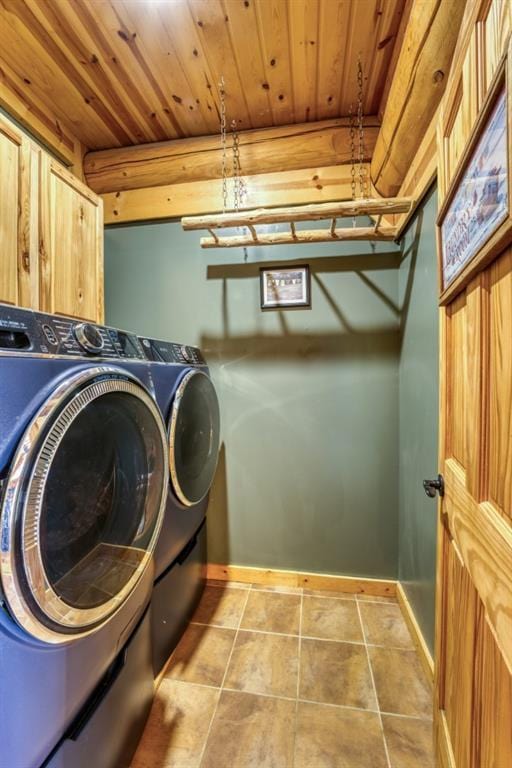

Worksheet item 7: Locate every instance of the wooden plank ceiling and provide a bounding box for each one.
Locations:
[0,0,406,152]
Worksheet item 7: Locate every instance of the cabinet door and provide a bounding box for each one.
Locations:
[0,116,37,308]
[40,156,104,322]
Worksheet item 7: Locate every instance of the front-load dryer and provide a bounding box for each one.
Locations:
[0,304,168,768]
[139,336,220,578]
[138,335,220,673]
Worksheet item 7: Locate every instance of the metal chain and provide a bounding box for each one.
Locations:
[231,119,245,211]
[220,76,245,214]
[357,56,368,199]
[219,76,228,213]
[231,119,239,211]
[349,103,356,227]
[349,103,356,202]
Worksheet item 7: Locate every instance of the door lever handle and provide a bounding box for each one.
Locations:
[423,474,444,498]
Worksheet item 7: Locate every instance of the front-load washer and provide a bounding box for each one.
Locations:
[43,605,154,768]
[0,304,168,768]
[138,335,220,673]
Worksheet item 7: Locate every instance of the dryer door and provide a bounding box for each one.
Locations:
[0,367,168,644]
[169,370,220,506]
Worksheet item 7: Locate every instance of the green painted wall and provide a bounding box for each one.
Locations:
[105,222,400,578]
[398,185,439,654]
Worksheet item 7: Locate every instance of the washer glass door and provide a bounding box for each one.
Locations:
[169,370,220,506]
[0,368,168,642]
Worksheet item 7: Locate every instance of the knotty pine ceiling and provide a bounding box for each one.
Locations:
[0,0,406,150]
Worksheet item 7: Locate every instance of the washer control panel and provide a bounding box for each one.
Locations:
[0,303,146,360]
[139,336,205,366]
[74,322,104,354]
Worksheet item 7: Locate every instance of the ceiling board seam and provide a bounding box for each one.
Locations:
[285,0,296,124]
[29,0,143,144]
[152,3,212,135]
[313,0,321,123]
[59,0,168,144]
[367,0,405,115]
[253,0,279,127]
[376,0,413,120]
[111,0,187,139]
[2,0,131,145]
[256,0,294,127]
[183,0,223,127]
[0,60,76,155]
[366,0,388,115]
[185,0,251,131]
[219,0,260,131]
[227,0,274,129]
[338,0,354,116]
[86,0,182,141]
[364,0,384,115]
[155,3,219,133]
[315,0,323,118]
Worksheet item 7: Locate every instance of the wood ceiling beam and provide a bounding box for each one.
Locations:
[84,116,380,195]
[103,163,365,225]
[370,0,466,197]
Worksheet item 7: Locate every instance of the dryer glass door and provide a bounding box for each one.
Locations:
[169,370,220,506]
[0,368,168,643]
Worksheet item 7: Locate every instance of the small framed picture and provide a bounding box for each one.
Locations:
[260,264,311,310]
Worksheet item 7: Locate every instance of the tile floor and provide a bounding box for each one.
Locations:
[132,582,435,768]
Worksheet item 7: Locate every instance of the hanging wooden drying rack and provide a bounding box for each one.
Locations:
[182,65,413,249]
[181,197,414,249]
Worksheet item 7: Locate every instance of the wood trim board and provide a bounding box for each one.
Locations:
[394,111,438,238]
[206,563,396,598]
[396,581,435,684]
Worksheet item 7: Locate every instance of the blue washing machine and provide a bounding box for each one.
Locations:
[138,335,220,674]
[0,304,169,768]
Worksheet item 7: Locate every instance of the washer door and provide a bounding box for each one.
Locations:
[169,370,220,506]
[0,367,168,644]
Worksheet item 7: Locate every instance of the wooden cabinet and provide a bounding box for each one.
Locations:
[40,157,104,322]
[0,118,34,308]
[0,120,21,306]
[0,112,103,322]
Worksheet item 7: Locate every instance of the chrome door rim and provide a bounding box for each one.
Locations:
[0,366,168,644]
[168,369,219,507]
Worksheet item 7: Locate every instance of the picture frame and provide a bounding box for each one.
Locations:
[437,41,512,303]
[260,264,311,310]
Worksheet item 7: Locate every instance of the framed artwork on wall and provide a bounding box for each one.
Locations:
[440,87,508,287]
[260,264,311,309]
[438,42,511,303]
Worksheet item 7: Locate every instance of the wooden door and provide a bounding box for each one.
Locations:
[40,155,104,322]
[434,17,512,767]
[0,114,39,309]
[435,258,512,767]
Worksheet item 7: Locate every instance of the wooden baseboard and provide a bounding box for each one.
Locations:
[396,582,435,683]
[206,563,396,598]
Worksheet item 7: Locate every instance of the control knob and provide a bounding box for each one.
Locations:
[180,345,193,363]
[74,323,104,354]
